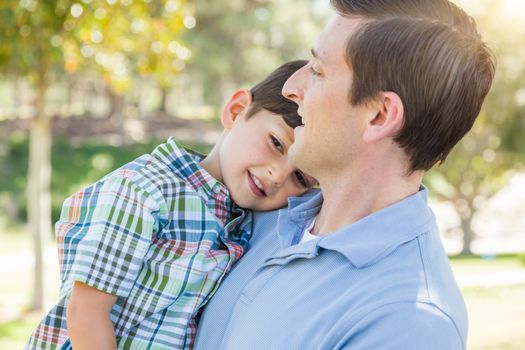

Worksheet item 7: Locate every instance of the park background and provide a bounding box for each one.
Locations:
[0,0,524,348]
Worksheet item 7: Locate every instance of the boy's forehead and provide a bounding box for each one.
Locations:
[257,111,295,143]
[272,114,295,144]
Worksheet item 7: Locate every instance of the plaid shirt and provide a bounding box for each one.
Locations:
[27,137,252,350]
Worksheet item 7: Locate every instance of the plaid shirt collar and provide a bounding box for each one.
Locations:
[152,137,243,226]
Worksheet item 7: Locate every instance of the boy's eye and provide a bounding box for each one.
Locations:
[294,170,308,188]
[270,135,284,154]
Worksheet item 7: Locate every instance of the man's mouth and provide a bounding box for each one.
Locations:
[248,172,266,197]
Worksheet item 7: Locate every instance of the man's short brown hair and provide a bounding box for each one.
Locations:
[331,0,495,172]
[246,60,307,129]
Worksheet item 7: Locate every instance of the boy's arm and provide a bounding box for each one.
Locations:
[67,281,118,350]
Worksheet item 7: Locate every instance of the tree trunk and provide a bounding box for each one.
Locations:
[108,88,125,118]
[14,78,22,119]
[460,211,474,256]
[27,74,52,311]
[107,87,126,141]
[159,86,168,114]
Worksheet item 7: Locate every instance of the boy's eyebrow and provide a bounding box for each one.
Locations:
[275,123,294,149]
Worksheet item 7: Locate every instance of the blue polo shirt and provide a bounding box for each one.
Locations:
[194,188,467,349]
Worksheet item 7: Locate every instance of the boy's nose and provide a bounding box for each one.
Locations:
[267,162,294,188]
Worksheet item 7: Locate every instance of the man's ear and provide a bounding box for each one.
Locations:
[221,89,253,129]
[362,91,404,143]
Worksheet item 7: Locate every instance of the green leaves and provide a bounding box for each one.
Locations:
[0,1,191,94]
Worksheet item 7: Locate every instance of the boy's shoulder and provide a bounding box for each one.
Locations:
[145,137,207,179]
[101,137,200,184]
[154,136,206,161]
[63,137,219,218]
[102,137,221,204]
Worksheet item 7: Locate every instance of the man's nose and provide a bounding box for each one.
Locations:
[282,68,304,103]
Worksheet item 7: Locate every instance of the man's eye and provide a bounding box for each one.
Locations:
[309,66,321,77]
[295,170,308,188]
[270,135,284,153]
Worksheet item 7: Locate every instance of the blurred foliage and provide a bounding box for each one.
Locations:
[184,0,327,105]
[0,0,191,94]
[0,1,327,114]
[0,134,211,227]
[0,1,67,80]
[62,0,192,93]
[424,0,525,253]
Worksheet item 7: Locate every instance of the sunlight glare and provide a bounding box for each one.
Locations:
[502,0,525,20]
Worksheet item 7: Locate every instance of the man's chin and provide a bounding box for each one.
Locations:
[292,125,304,143]
[287,148,298,166]
[287,144,304,166]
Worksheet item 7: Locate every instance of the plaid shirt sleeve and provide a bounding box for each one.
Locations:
[58,170,161,298]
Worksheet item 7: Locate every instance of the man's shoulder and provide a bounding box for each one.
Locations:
[413,231,468,330]
[351,230,467,341]
[310,232,467,347]
[343,300,465,349]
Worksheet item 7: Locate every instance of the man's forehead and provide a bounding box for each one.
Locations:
[314,15,365,64]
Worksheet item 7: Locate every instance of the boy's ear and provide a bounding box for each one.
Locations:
[221,89,253,129]
[362,91,404,143]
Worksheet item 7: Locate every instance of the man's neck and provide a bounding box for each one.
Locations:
[311,162,423,237]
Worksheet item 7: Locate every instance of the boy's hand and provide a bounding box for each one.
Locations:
[67,281,118,350]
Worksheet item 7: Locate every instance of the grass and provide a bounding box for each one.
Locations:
[462,283,525,349]
[0,225,29,254]
[450,253,525,267]
[449,255,525,348]
[0,314,43,349]
[0,228,61,348]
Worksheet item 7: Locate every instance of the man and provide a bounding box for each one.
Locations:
[194,0,495,349]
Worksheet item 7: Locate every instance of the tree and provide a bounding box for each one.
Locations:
[184,0,328,106]
[426,115,513,255]
[0,0,190,311]
[0,0,73,311]
[426,0,525,255]
[61,0,191,115]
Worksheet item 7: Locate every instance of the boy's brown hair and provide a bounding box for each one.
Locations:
[246,60,307,129]
[331,0,495,172]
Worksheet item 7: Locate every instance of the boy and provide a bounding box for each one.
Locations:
[27,60,315,349]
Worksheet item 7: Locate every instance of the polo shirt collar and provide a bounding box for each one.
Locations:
[277,187,435,269]
[276,189,323,248]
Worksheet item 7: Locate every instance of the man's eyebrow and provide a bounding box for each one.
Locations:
[311,48,326,64]
[284,132,294,148]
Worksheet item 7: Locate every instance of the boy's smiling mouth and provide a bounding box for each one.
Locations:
[247,171,266,197]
